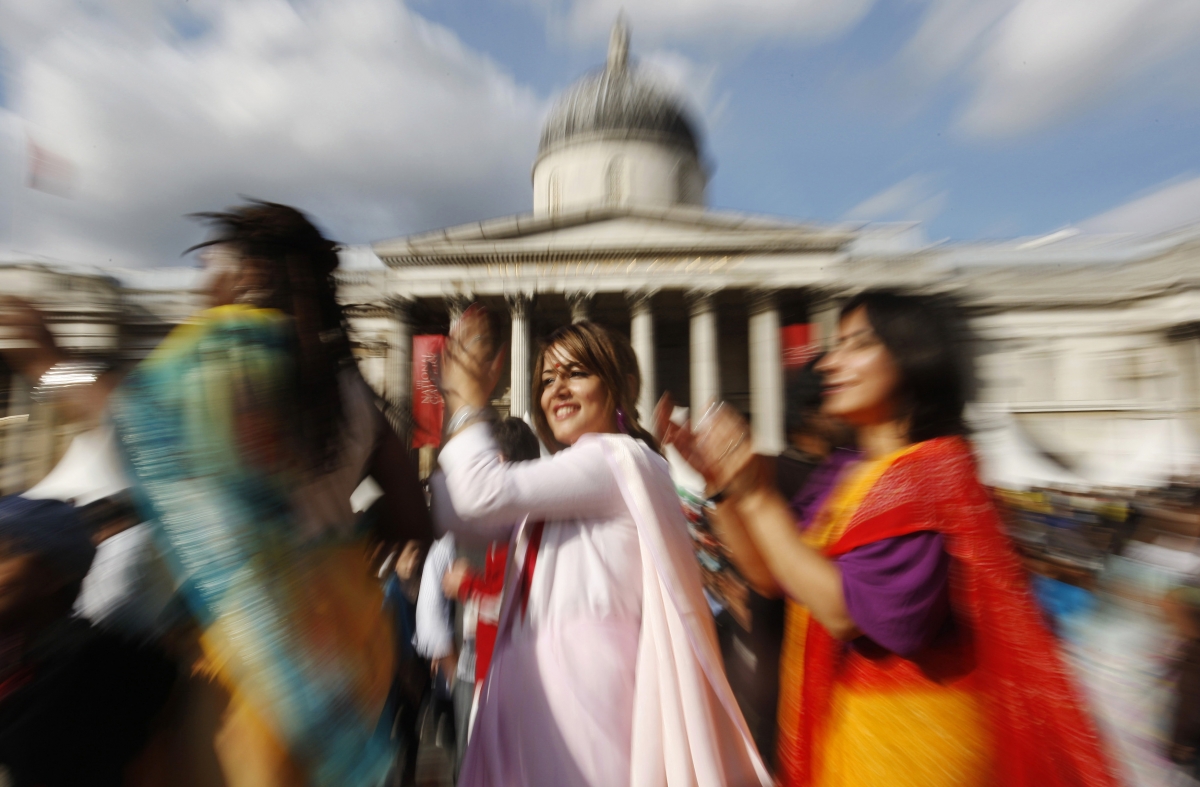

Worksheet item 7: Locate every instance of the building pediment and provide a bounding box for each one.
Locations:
[373,205,853,266]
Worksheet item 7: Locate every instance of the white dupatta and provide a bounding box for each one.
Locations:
[489,434,772,786]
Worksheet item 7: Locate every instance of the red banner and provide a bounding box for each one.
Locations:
[412,334,446,448]
[781,323,818,370]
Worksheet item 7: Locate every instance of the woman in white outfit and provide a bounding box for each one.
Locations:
[433,306,770,787]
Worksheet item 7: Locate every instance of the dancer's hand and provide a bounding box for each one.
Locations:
[688,403,763,500]
[0,296,63,380]
[439,303,505,417]
[395,541,423,582]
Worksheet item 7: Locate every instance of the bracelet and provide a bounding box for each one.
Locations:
[446,404,494,436]
[30,359,107,405]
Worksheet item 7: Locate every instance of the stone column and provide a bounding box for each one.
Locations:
[385,297,414,421]
[687,289,720,413]
[507,293,533,419]
[627,290,657,424]
[567,290,594,324]
[748,290,785,455]
[0,377,31,495]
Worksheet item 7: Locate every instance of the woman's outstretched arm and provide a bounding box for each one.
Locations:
[726,467,858,640]
[437,423,625,529]
[663,401,858,641]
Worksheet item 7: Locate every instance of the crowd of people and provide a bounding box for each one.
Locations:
[0,198,1189,786]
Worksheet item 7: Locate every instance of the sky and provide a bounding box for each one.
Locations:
[0,0,1198,267]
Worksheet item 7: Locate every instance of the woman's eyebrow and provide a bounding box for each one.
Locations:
[838,328,874,342]
[543,360,582,374]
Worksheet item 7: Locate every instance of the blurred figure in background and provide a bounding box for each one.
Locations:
[439,416,541,748]
[73,492,176,642]
[383,539,428,787]
[0,201,433,787]
[0,495,176,787]
[775,353,847,502]
[415,531,461,763]
[432,310,770,786]
[664,289,1119,787]
[1166,584,1200,782]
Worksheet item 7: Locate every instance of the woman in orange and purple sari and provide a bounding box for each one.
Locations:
[661,289,1119,787]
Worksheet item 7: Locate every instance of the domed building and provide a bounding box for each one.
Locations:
[365,21,859,458]
[353,18,1200,487]
[532,20,707,215]
[4,19,1200,496]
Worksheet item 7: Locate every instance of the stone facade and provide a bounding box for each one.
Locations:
[4,22,1199,492]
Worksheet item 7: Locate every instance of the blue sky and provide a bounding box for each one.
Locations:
[0,0,1198,266]
[418,0,1200,241]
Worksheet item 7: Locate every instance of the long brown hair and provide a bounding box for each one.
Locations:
[530,321,660,455]
[187,200,350,472]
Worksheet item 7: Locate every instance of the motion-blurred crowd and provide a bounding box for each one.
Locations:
[0,201,1198,787]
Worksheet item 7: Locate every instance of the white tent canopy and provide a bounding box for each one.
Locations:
[23,425,131,506]
[969,409,1087,491]
[1077,416,1200,489]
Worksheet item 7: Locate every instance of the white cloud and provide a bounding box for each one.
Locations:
[1079,174,1200,235]
[844,174,948,224]
[538,0,874,46]
[0,0,546,267]
[899,0,1200,137]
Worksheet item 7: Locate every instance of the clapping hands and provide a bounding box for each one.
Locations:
[654,392,761,499]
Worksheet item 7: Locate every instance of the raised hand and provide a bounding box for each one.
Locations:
[690,403,760,497]
[439,303,506,416]
[0,296,62,380]
[656,394,760,497]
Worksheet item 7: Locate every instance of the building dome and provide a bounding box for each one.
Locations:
[537,21,701,158]
[531,18,708,216]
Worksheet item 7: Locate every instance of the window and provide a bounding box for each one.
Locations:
[548,170,561,216]
[606,157,624,206]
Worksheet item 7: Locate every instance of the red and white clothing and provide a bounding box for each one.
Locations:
[456,541,508,684]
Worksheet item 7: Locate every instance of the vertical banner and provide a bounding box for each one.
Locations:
[411,335,446,448]
[781,323,818,370]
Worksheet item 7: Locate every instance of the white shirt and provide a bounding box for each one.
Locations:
[435,423,643,632]
[434,423,643,786]
[415,533,457,660]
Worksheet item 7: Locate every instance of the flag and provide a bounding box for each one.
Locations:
[781,323,818,369]
[412,335,446,448]
[26,137,76,197]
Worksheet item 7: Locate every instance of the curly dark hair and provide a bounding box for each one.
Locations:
[188,200,350,471]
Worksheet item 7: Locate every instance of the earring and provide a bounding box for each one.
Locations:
[616,407,630,434]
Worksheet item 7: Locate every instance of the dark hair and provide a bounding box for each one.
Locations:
[493,417,541,463]
[531,321,660,454]
[188,201,349,470]
[838,289,973,443]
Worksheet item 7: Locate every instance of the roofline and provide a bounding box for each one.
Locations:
[372,205,854,264]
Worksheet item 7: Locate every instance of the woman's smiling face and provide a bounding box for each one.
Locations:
[815,306,902,427]
[539,345,616,446]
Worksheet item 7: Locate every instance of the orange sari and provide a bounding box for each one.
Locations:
[776,437,1119,787]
